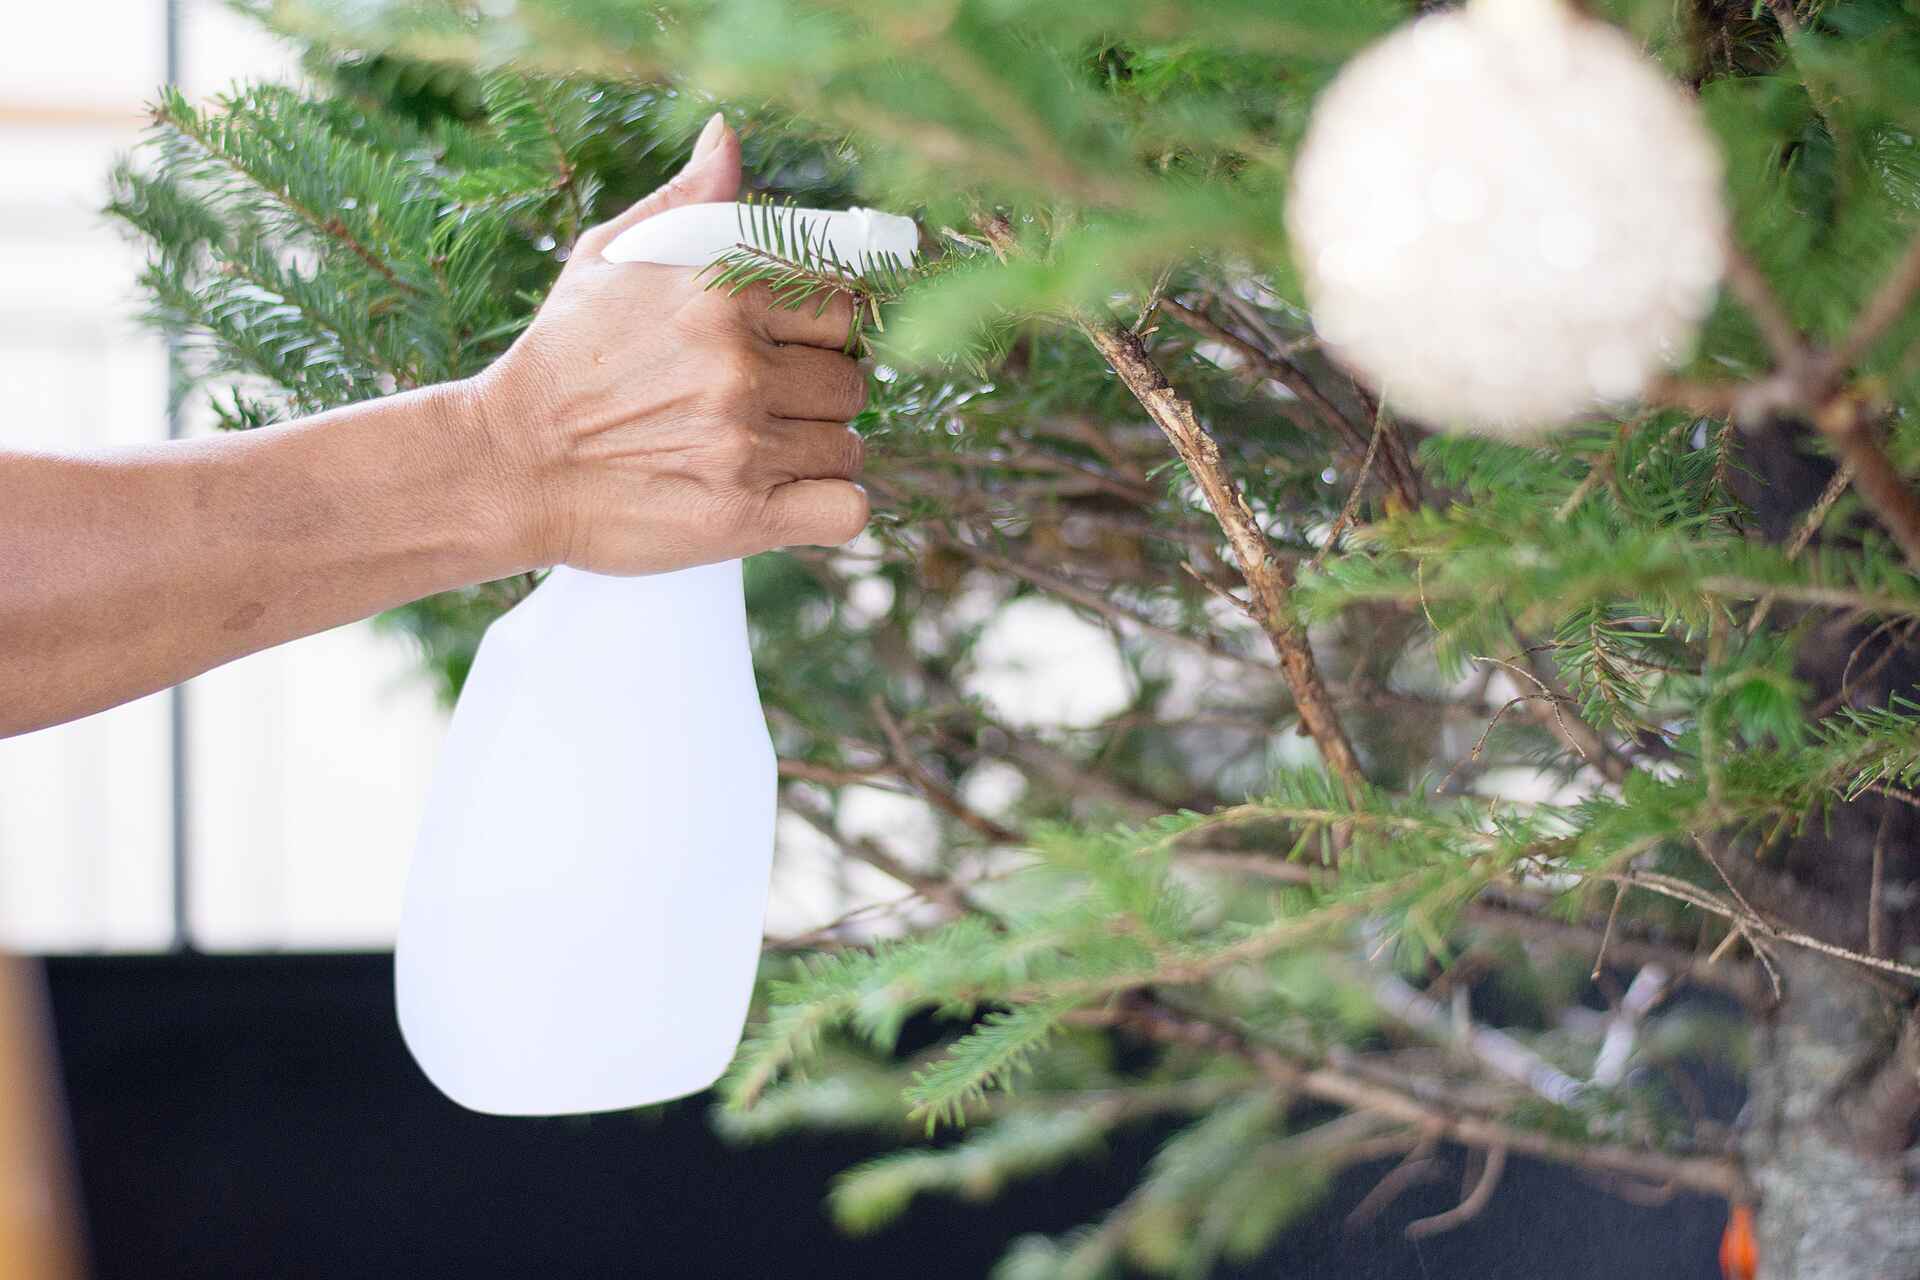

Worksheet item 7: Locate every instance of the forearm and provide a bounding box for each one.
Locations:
[0,380,524,736]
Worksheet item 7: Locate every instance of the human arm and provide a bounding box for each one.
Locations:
[0,116,869,737]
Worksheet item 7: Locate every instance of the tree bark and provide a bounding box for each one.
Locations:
[1744,955,1920,1280]
[1733,423,1920,1279]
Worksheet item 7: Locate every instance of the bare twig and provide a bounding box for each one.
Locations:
[1813,617,1919,718]
[1099,999,1744,1201]
[927,528,1272,672]
[1723,242,1809,371]
[1160,296,1422,511]
[1370,972,1588,1106]
[1829,230,1920,379]
[870,695,1022,844]
[781,786,972,918]
[1311,402,1387,573]
[777,758,896,789]
[1606,869,1919,984]
[1346,1144,1443,1230]
[1592,965,1670,1087]
[1870,797,1893,959]
[1747,461,1855,634]
[1593,884,1626,980]
[1078,317,1367,795]
[1405,1144,1507,1240]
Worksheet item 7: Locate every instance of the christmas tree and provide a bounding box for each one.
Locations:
[112,1,1920,1274]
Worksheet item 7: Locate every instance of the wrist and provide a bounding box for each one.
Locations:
[436,365,566,579]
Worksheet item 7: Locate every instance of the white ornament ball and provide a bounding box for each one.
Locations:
[1285,0,1727,433]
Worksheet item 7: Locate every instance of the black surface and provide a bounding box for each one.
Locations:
[40,953,1724,1278]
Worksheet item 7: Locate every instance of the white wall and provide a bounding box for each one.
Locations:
[0,1,449,951]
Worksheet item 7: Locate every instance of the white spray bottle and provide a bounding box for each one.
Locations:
[396,202,918,1116]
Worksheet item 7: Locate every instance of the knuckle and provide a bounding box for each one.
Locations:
[709,346,761,401]
[707,420,757,473]
[840,362,869,417]
[840,428,867,476]
[687,285,750,331]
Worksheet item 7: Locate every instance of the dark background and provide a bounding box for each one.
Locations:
[40,953,1724,1278]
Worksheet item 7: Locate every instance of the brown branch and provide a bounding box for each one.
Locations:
[1462,893,1763,1006]
[1163,856,1763,1002]
[1659,218,1920,574]
[870,695,1022,844]
[1405,1144,1507,1240]
[1159,297,1421,511]
[781,787,972,918]
[1813,617,1919,718]
[1161,297,1367,451]
[1605,869,1920,984]
[1811,394,1920,571]
[1747,461,1854,634]
[1509,651,1634,785]
[1098,999,1744,1202]
[1829,229,1920,378]
[1078,318,1366,796]
[1723,242,1810,372]
[1173,849,1322,885]
[777,758,894,789]
[925,528,1272,673]
[1345,1144,1443,1230]
[1311,403,1385,573]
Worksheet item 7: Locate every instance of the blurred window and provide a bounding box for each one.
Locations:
[0,1,448,952]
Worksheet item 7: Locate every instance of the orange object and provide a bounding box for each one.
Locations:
[0,955,83,1280]
[1720,1204,1759,1280]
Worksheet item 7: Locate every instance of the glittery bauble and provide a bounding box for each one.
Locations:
[1285,0,1726,433]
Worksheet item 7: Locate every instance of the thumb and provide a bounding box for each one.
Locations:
[575,113,742,256]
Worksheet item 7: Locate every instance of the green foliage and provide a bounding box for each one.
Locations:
[904,1000,1082,1132]
[830,1108,1110,1234]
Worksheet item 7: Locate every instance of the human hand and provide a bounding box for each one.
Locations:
[467,114,871,576]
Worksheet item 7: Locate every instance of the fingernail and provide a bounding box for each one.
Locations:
[689,112,726,165]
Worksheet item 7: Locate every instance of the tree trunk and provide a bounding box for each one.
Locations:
[1733,425,1920,1279]
[1744,955,1920,1280]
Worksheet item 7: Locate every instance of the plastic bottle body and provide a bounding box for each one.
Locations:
[397,562,776,1115]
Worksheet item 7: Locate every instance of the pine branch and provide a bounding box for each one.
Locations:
[903,1000,1079,1131]
[154,90,421,297]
